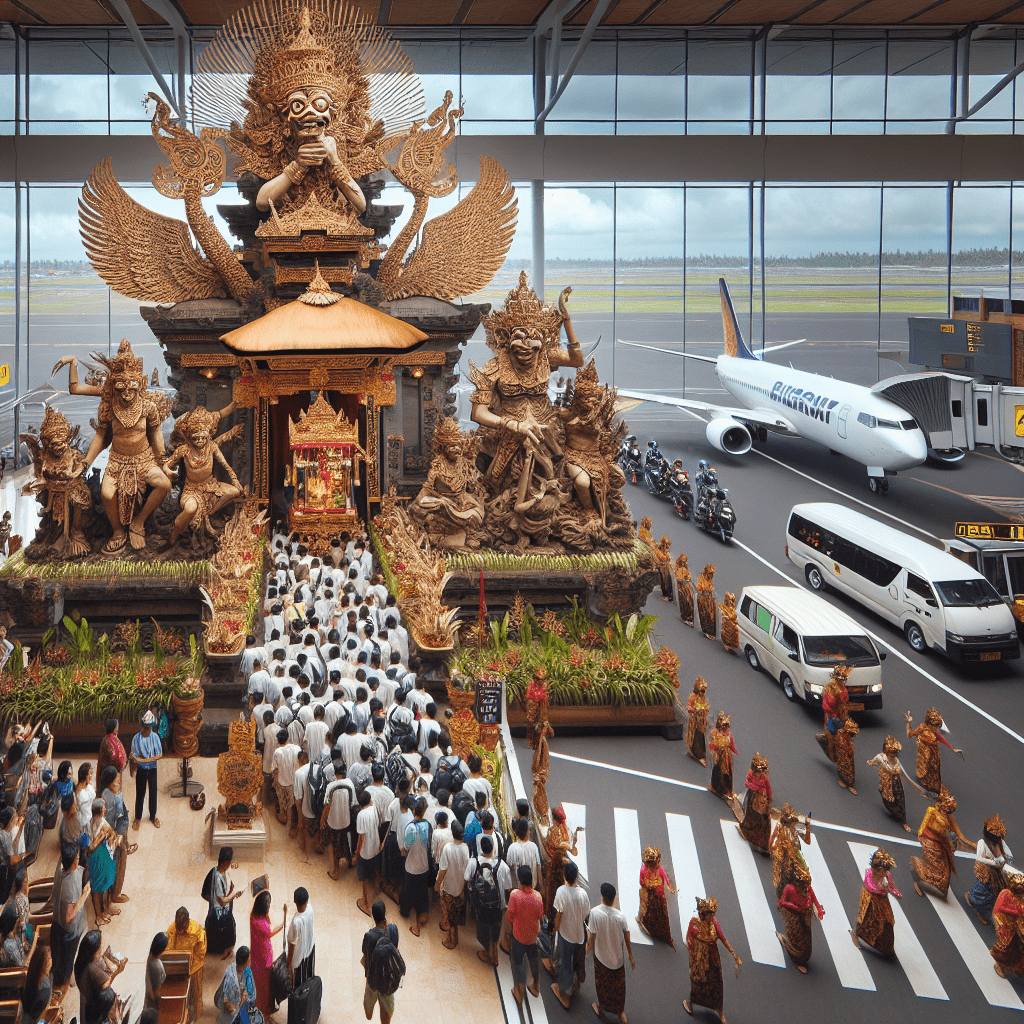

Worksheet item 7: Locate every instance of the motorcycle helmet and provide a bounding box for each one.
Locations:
[698,459,708,473]
[626,435,636,444]
[648,439,658,449]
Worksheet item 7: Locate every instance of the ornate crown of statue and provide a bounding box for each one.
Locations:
[572,359,603,399]
[750,752,769,773]
[985,812,1007,837]
[258,8,340,104]
[38,406,75,445]
[937,786,957,812]
[779,802,798,823]
[103,339,145,380]
[693,676,707,692]
[882,734,902,753]
[871,848,897,871]
[828,663,852,686]
[925,707,943,726]
[176,406,220,436]
[715,711,731,728]
[1008,872,1024,894]
[432,416,465,448]
[696,896,718,916]
[642,846,662,867]
[483,271,563,346]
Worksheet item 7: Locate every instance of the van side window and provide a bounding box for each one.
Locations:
[755,606,772,633]
[906,573,934,602]
[982,555,1008,597]
[774,621,798,652]
[740,596,755,620]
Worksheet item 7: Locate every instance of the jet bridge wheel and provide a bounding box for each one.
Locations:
[868,476,888,494]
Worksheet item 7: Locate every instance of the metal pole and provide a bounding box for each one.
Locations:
[533,32,546,299]
[877,185,884,381]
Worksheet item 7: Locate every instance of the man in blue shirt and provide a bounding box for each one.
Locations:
[131,711,163,830]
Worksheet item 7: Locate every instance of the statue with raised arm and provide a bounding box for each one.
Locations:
[53,340,171,554]
[165,402,244,545]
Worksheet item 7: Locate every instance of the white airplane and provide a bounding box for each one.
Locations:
[617,279,929,494]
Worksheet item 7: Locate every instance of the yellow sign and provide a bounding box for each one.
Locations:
[1016,405,1024,437]
[940,323,954,333]
[0,364,8,388]
[955,521,1024,542]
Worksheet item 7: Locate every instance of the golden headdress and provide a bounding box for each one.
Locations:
[693,676,707,693]
[482,271,563,348]
[696,896,718,916]
[791,861,812,885]
[750,752,769,773]
[572,359,603,399]
[984,813,1007,838]
[779,802,798,824]
[38,406,76,446]
[937,786,957,813]
[871,848,897,871]
[882,734,902,754]
[1007,872,1024,894]
[260,8,339,103]
[828,663,852,688]
[101,338,145,380]
[925,707,943,727]
[642,846,661,867]
[431,416,464,449]
[715,710,731,729]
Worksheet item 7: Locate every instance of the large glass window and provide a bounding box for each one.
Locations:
[460,38,532,129]
[686,39,753,131]
[832,39,886,131]
[886,38,954,132]
[951,185,1011,302]
[616,38,685,129]
[765,39,831,132]
[546,39,616,132]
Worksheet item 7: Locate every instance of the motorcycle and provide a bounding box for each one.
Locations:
[695,486,737,543]
[667,462,693,521]
[618,435,643,485]
[644,450,672,499]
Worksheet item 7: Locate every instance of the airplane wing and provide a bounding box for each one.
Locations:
[616,337,807,361]
[617,388,799,436]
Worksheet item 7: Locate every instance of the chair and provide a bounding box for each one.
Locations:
[0,997,21,1024]
[157,951,193,1024]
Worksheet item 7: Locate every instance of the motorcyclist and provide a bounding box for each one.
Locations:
[670,459,689,486]
[695,465,719,523]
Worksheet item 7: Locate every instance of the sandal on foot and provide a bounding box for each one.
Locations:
[477,950,491,964]
[442,938,458,950]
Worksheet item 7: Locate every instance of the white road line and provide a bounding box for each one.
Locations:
[802,835,876,990]
[665,812,705,904]
[923,889,1024,1010]
[562,801,589,883]
[731,537,1024,747]
[847,842,948,1000]
[720,819,786,968]
[614,807,652,945]
[496,952,550,1024]
[747,447,938,540]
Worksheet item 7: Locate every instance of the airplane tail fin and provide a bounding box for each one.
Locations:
[719,278,756,360]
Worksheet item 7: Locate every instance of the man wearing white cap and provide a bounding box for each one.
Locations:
[131,711,163,830]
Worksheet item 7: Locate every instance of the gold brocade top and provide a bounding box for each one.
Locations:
[919,805,953,841]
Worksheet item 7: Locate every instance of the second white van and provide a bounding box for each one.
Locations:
[786,502,1020,665]
[737,585,884,709]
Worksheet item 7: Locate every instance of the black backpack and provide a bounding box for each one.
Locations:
[471,861,502,924]
[200,867,216,903]
[451,789,474,826]
[384,752,408,793]
[308,755,332,820]
[368,933,405,997]
[431,755,465,797]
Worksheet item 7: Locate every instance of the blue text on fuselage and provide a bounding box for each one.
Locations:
[769,381,840,423]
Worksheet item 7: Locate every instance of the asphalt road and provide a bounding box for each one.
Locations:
[504,413,1024,1024]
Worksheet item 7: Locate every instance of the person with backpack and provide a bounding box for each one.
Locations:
[321,763,355,881]
[435,820,470,950]
[463,792,488,856]
[361,900,404,1024]
[461,754,493,809]
[507,865,545,1009]
[465,835,510,966]
[430,755,466,800]
[400,798,432,937]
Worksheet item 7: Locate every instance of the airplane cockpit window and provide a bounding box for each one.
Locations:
[857,412,877,428]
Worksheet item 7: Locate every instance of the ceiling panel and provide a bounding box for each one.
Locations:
[388,0,462,24]
[461,0,550,23]
[602,0,657,23]
[714,0,831,22]
[0,1,45,23]
[15,0,117,24]
[643,0,741,23]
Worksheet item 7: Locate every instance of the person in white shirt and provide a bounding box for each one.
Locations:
[501,817,543,954]
[261,711,279,800]
[545,860,591,1009]
[346,567,367,597]
[338,722,366,770]
[417,705,441,755]
[355,791,382,915]
[431,810,453,864]
[587,882,635,1023]
[287,886,316,987]
[272,732,300,830]
[292,751,315,855]
[465,834,512,966]
[461,755,492,808]
[357,545,373,578]
[265,606,285,638]
[367,768,392,821]
[303,705,329,761]
[264,670,284,708]
[250,695,274,747]
[424,731,443,774]
[247,663,271,701]
[321,764,355,879]
[435,819,470,950]
[240,639,268,678]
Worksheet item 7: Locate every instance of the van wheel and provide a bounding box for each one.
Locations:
[781,674,799,702]
[745,646,761,672]
[905,621,928,653]
[805,564,825,591]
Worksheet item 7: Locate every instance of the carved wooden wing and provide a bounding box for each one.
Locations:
[79,158,228,303]
[389,155,517,302]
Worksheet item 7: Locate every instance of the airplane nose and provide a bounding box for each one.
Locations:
[890,430,928,469]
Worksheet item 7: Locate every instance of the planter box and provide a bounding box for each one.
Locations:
[50,718,142,746]
[506,702,676,727]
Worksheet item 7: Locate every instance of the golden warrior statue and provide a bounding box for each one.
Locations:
[53,341,171,554]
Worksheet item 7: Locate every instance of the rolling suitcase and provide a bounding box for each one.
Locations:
[287,975,322,1024]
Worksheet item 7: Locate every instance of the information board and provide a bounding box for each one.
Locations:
[474,677,503,725]
[955,521,1024,542]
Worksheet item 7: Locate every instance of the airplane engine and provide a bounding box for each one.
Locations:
[706,417,752,456]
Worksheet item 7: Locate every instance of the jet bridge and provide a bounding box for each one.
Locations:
[872,372,1024,463]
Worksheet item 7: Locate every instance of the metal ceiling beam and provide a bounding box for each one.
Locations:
[533,0,576,39]
[142,0,191,119]
[946,42,1024,132]
[536,0,614,123]
[106,0,182,119]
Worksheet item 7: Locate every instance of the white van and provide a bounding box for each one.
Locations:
[737,585,885,709]
[786,503,1020,665]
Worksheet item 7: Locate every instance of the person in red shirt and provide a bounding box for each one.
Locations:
[506,865,544,1009]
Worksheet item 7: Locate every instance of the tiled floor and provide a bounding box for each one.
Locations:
[38,755,503,1024]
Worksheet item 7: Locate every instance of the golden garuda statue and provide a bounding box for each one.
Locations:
[79,0,517,306]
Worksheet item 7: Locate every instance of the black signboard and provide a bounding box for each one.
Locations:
[474,677,503,725]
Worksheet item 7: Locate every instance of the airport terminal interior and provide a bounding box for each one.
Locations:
[1,2,1024,1024]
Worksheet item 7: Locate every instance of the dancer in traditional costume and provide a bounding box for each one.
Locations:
[910,787,974,899]
[866,736,925,832]
[637,846,677,948]
[542,806,580,921]
[906,707,963,796]
[684,896,741,1024]
[771,804,811,900]
[708,712,737,810]
[833,717,859,795]
[738,754,772,854]
[814,666,850,765]
[776,864,824,973]
[852,848,902,957]
[991,872,1024,979]
[686,678,709,765]
[966,814,1014,924]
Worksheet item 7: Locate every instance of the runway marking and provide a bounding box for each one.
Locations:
[847,842,948,1000]
[973,450,1024,475]
[665,812,705,904]
[614,807,653,945]
[907,477,1018,519]
[923,889,1024,1009]
[562,801,589,883]
[731,538,1024,748]
[720,820,786,967]
[802,835,876,990]
[746,447,938,540]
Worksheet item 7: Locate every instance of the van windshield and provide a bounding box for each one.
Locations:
[934,578,1004,608]
[802,635,879,667]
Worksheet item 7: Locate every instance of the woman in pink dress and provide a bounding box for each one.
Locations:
[249,889,284,1015]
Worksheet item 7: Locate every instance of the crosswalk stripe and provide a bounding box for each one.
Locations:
[562,801,589,883]
[923,889,1024,1009]
[666,813,705,901]
[802,835,876,990]
[496,952,550,1024]
[614,807,652,945]
[720,820,786,968]
[847,842,948,1000]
